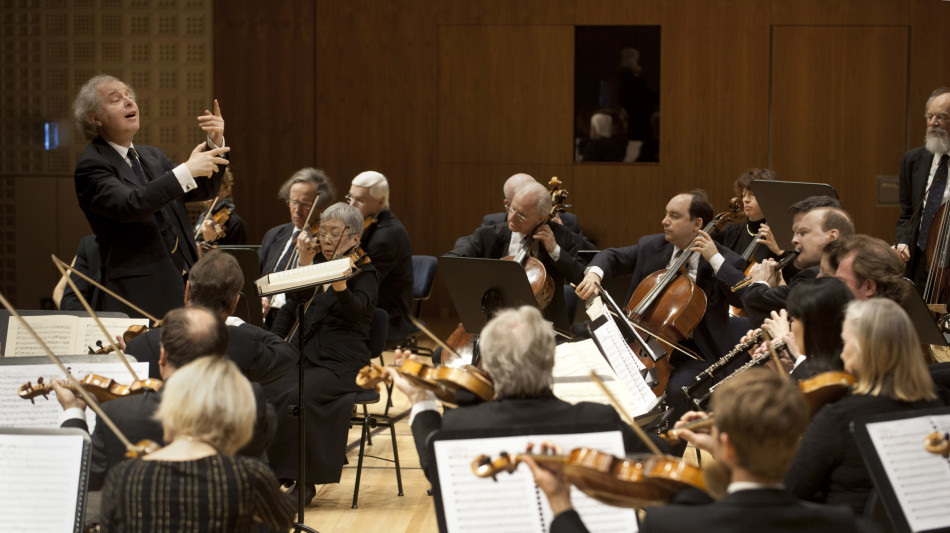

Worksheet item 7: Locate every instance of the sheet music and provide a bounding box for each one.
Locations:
[0,362,149,434]
[865,413,950,532]
[4,316,147,356]
[434,430,638,533]
[255,256,354,295]
[553,339,655,417]
[0,432,86,532]
[78,317,149,354]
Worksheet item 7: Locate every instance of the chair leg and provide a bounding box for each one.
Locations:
[352,413,370,509]
[383,382,394,417]
[363,404,372,446]
[388,419,403,497]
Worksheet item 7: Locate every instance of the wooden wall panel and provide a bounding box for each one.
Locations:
[213,0,317,244]
[438,0,575,25]
[574,0,663,25]
[770,25,908,241]
[907,1,950,148]
[438,25,575,165]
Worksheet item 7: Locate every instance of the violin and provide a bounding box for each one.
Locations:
[357,359,495,403]
[88,324,149,354]
[924,431,950,458]
[472,447,706,508]
[18,374,163,404]
[623,202,744,395]
[798,371,855,415]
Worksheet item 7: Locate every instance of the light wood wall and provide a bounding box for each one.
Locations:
[213,0,950,315]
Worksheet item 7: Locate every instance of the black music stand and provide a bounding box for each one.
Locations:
[751,180,840,247]
[901,287,950,347]
[216,245,264,328]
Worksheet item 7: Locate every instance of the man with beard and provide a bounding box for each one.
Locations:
[894,87,950,292]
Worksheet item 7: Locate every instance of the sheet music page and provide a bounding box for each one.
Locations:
[865,414,950,532]
[77,317,149,355]
[256,256,354,293]
[553,339,650,417]
[434,430,638,533]
[0,432,85,532]
[5,315,80,356]
[0,362,149,434]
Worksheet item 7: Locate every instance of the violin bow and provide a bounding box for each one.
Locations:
[408,316,465,366]
[51,255,142,382]
[282,224,351,343]
[51,255,161,325]
[193,194,221,240]
[589,371,665,456]
[0,290,147,456]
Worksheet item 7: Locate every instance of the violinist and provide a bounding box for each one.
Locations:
[348,171,415,345]
[99,356,294,532]
[258,167,336,326]
[709,168,783,267]
[786,299,950,516]
[194,168,248,246]
[52,307,233,490]
[893,87,950,291]
[386,306,649,483]
[447,181,586,331]
[575,190,747,418]
[263,203,378,503]
[534,369,872,533]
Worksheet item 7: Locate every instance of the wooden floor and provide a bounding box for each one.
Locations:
[299,347,440,532]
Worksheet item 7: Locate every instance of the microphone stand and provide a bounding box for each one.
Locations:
[292,299,319,533]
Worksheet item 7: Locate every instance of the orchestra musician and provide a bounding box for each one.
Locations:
[820,234,912,303]
[194,168,248,246]
[575,190,747,418]
[710,168,783,264]
[386,305,651,483]
[263,202,378,504]
[347,170,415,345]
[125,249,296,388]
[258,167,336,326]
[447,181,586,331]
[527,369,874,533]
[785,298,950,515]
[99,356,294,532]
[72,74,230,320]
[894,87,950,291]
[52,307,276,491]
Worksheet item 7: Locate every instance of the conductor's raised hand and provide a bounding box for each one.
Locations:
[184,143,230,178]
[197,99,225,147]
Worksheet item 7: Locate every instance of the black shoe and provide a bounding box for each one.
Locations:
[285,481,317,506]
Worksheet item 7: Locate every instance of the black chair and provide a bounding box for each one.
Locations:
[398,255,438,357]
[349,308,403,508]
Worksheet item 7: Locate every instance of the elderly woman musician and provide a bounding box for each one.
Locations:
[99,356,294,532]
[785,298,950,515]
[263,202,378,504]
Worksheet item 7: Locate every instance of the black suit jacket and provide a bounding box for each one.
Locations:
[361,210,414,342]
[895,146,941,287]
[740,266,819,328]
[74,137,224,319]
[446,222,585,330]
[258,222,297,275]
[589,234,746,362]
[60,234,101,311]
[410,393,640,481]
[483,211,597,250]
[125,321,296,387]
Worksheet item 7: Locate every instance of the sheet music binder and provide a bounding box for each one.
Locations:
[0,427,92,533]
[851,406,950,533]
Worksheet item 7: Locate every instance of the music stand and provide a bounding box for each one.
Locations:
[437,256,540,334]
[901,288,950,347]
[216,245,264,328]
[751,180,840,247]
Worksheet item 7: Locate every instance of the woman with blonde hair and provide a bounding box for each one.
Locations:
[785,298,948,515]
[99,356,294,532]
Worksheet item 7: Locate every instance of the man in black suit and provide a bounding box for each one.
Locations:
[125,249,296,389]
[575,191,746,417]
[386,305,646,483]
[72,75,230,319]
[54,307,274,490]
[894,87,950,292]
[482,173,597,251]
[258,167,336,327]
[529,368,874,533]
[448,181,586,331]
[347,170,414,344]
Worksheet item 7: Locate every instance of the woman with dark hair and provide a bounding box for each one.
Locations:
[711,168,784,264]
[782,276,854,379]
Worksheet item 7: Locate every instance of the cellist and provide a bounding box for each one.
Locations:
[575,190,747,418]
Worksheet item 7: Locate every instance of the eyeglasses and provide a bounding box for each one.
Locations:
[316,230,353,241]
[505,205,528,223]
[345,193,369,205]
[926,113,950,123]
[288,200,313,210]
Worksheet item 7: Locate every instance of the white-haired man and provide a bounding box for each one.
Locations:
[348,171,414,344]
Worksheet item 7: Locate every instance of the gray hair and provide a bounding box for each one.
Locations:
[591,113,613,138]
[503,173,536,201]
[515,181,552,219]
[351,170,390,209]
[926,87,950,111]
[73,74,133,140]
[480,306,555,397]
[277,167,335,211]
[320,202,366,238]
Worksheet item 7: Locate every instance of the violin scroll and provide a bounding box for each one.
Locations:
[924,431,950,458]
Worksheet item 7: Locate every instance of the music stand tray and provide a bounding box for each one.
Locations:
[751,180,840,247]
[901,290,950,347]
[437,256,539,334]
